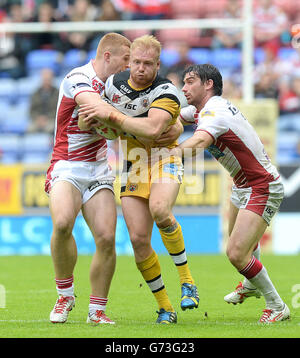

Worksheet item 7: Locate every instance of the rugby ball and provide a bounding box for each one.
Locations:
[95,122,121,140]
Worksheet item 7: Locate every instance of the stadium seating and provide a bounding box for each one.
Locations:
[0,39,299,166]
[278,47,297,60]
[26,49,62,77]
[16,77,41,100]
[160,48,180,67]
[0,100,29,134]
[277,130,300,164]
[188,48,211,64]
[211,48,241,69]
[0,133,22,163]
[21,132,52,163]
[0,131,53,164]
[87,49,97,62]
[61,49,87,76]
[161,48,241,70]
[0,78,16,102]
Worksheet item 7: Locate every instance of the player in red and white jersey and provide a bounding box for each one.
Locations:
[180,94,280,190]
[176,64,289,323]
[50,61,107,163]
[46,33,131,325]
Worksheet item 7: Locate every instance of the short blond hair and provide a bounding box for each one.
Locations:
[131,35,162,61]
[96,32,131,58]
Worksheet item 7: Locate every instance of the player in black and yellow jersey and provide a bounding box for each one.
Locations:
[79,35,199,324]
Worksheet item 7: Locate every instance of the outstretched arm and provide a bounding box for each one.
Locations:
[78,102,173,140]
[172,130,214,157]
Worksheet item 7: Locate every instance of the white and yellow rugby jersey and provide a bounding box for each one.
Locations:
[104,70,181,153]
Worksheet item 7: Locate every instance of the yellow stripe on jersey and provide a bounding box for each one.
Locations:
[127,79,150,91]
[150,97,181,125]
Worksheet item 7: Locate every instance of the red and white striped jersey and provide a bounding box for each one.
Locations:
[180,96,280,188]
[51,61,107,162]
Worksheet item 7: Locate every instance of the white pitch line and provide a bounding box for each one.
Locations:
[0,319,82,323]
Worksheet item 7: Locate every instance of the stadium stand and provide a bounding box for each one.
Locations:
[21,132,53,163]
[0,0,299,164]
[0,133,22,163]
[25,49,62,77]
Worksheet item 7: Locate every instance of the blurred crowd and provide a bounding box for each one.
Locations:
[0,0,300,163]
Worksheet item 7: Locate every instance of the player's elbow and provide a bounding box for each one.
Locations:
[148,128,163,141]
[151,128,163,140]
[151,124,168,140]
[141,127,163,140]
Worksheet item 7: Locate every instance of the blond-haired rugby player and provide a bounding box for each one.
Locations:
[79,35,199,324]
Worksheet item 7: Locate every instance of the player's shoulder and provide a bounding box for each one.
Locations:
[180,105,198,123]
[152,75,172,87]
[149,75,180,106]
[64,62,94,83]
[200,96,229,119]
[107,70,130,89]
[152,75,178,95]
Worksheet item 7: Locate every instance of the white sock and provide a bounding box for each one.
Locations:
[55,276,74,297]
[57,285,74,297]
[248,266,284,310]
[89,296,108,314]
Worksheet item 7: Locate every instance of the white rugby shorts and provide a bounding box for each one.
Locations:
[45,159,115,204]
[230,177,284,225]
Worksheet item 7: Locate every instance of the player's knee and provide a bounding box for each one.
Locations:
[150,200,171,225]
[130,232,150,254]
[226,245,247,269]
[53,218,73,239]
[94,230,115,251]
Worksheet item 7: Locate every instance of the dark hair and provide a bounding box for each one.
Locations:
[182,64,223,96]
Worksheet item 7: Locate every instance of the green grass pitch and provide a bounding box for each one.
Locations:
[0,254,299,338]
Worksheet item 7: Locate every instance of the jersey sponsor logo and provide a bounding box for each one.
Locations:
[201,110,215,118]
[67,72,89,79]
[120,84,132,94]
[72,82,91,90]
[124,103,137,110]
[207,145,225,159]
[88,180,113,192]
